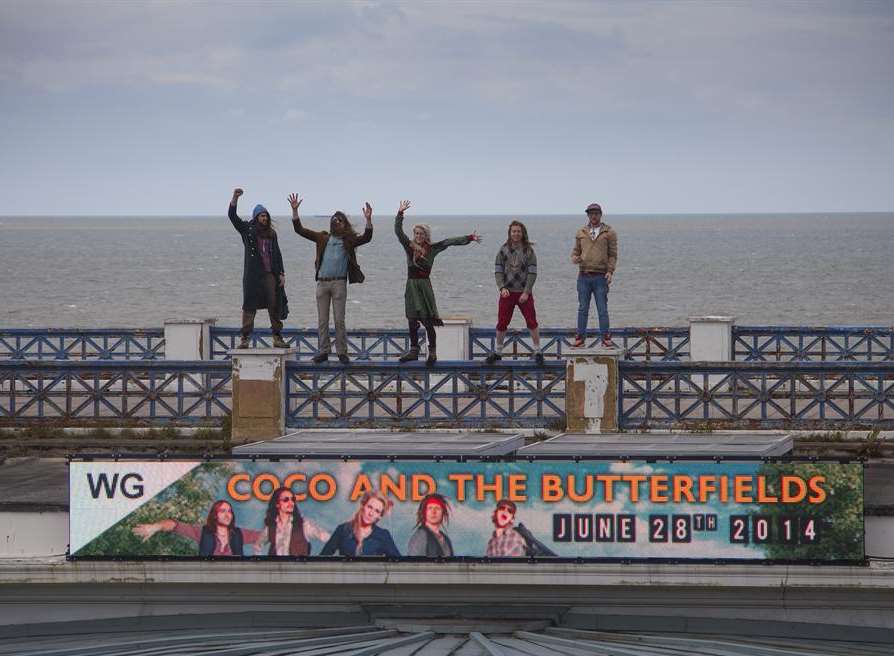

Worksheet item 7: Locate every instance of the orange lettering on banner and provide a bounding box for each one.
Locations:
[734,476,754,503]
[597,475,621,502]
[475,474,503,502]
[808,476,827,504]
[757,476,778,503]
[567,474,594,503]
[412,474,436,500]
[310,473,336,501]
[650,475,669,503]
[698,476,717,503]
[673,476,695,503]
[252,473,280,501]
[623,475,646,502]
[380,473,407,501]
[350,474,373,501]
[228,473,251,502]
[283,473,306,500]
[719,475,729,503]
[449,473,473,501]
[541,474,563,502]
[781,476,807,503]
[508,474,528,502]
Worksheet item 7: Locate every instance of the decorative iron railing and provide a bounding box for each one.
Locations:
[210,327,423,361]
[0,329,165,360]
[0,361,231,426]
[470,327,691,361]
[732,326,894,362]
[284,360,566,428]
[619,361,894,430]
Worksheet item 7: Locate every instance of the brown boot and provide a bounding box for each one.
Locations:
[398,347,420,362]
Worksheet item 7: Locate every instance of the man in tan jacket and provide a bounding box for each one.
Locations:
[571,202,617,348]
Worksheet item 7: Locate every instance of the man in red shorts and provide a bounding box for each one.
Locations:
[486,220,544,365]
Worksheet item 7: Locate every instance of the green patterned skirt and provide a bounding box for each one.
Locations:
[404,279,444,325]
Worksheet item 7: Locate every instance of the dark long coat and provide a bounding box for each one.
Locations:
[228,204,286,312]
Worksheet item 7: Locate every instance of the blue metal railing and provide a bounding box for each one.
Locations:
[284,360,566,429]
[0,360,231,426]
[470,327,690,361]
[619,360,894,430]
[732,326,894,362]
[0,328,165,361]
[2,325,891,364]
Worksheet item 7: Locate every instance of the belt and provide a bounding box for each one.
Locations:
[579,271,606,277]
[318,277,347,282]
[408,269,431,279]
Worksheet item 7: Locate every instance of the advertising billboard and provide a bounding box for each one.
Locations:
[69,458,864,563]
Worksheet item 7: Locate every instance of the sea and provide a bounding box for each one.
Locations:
[1,213,891,330]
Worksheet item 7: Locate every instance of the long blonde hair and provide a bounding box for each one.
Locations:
[410,223,432,263]
[351,489,393,550]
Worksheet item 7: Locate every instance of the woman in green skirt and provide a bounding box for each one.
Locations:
[395,200,480,364]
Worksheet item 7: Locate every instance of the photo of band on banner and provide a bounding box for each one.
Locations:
[69,459,864,563]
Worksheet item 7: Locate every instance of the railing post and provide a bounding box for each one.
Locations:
[434,316,472,360]
[689,315,735,362]
[228,347,296,439]
[164,319,216,360]
[565,346,625,432]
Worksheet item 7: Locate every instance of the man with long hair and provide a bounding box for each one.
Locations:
[229,188,288,349]
[486,219,543,365]
[289,193,373,364]
[571,202,618,348]
[254,487,330,556]
[407,493,454,557]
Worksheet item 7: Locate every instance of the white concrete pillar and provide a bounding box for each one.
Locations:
[164,319,216,360]
[433,317,472,360]
[689,316,735,362]
[229,347,296,440]
[565,346,624,433]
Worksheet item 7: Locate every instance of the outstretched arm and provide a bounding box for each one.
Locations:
[288,193,324,241]
[132,519,178,541]
[228,188,248,234]
[394,200,412,249]
[433,230,481,254]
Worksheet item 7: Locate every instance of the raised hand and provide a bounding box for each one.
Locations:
[288,193,302,212]
[398,200,411,214]
[362,202,373,222]
[470,230,482,243]
[231,188,244,204]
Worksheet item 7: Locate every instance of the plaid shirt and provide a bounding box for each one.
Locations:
[494,245,537,293]
[486,526,526,557]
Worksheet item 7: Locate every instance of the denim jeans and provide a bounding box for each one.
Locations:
[576,275,609,338]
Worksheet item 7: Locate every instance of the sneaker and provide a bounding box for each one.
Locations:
[485,352,502,365]
[534,352,544,365]
[272,335,288,349]
[572,335,585,348]
[398,347,420,363]
[237,337,250,349]
[601,335,617,348]
[338,354,350,365]
[311,352,329,364]
[426,353,437,367]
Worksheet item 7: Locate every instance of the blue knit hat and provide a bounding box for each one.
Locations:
[252,204,269,220]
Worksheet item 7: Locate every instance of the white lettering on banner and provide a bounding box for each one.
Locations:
[69,462,201,554]
[573,361,608,432]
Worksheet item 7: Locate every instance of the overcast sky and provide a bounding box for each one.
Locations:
[1,1,892,216]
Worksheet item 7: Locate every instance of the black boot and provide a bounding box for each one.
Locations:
[399,347,420,362]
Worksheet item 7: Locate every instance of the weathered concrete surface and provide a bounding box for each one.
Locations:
[230,348,295,440]
[565,347,623,432]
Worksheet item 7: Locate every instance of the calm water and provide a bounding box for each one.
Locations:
[1,213,892,329]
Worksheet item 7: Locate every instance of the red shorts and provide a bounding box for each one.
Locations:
[497,291,538,331]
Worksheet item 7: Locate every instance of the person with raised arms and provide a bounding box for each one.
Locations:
[394,200,481,365]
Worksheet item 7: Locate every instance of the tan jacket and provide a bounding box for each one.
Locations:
[571,223,618,274]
